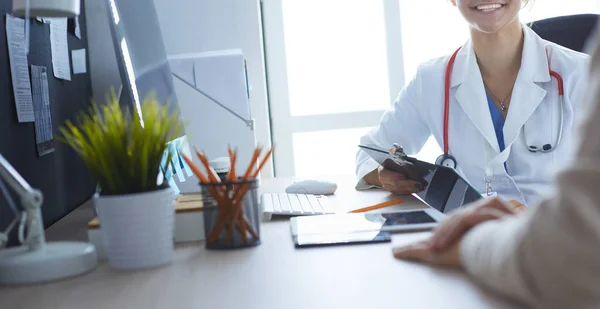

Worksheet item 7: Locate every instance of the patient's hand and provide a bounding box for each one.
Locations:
[392,197,522,268]
[378,166,426,195]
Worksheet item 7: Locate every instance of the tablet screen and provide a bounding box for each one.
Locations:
[380,211,436,225]
[292,211,437,236]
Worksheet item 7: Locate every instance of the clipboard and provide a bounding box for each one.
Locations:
[358,144,482,214]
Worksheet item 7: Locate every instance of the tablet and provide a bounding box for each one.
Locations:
[290,208,445,239]
[358,144,482,214]
[294,231,392,248]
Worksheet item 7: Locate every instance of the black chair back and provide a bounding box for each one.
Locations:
[529,14,599,53]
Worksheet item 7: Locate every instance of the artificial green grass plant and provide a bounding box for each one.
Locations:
[58,90,185,196]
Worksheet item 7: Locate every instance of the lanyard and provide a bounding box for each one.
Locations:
[483,143,511,196]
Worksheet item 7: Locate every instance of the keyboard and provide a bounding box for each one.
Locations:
[260,193,335,221]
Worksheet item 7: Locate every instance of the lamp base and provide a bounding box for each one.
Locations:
[0,241,97,285]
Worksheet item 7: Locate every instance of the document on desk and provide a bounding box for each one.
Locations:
[31,65,55,156]
[5,14,34,123]
[47,17,71,81]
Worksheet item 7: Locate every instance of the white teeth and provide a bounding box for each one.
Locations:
[476,4,502,11]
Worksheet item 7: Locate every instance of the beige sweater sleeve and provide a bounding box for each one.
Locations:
[460,32,600,309]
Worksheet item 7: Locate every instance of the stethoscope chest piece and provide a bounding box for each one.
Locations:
[528,144,553,153]
[436,153,457,169]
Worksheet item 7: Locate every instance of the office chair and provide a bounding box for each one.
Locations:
[529,14,599,54]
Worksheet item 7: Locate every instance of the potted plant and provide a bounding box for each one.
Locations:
[58,90,185,270]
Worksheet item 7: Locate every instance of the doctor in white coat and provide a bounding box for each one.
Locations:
[356,0,590,207]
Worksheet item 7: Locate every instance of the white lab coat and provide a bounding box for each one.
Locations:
[356,26,589,207]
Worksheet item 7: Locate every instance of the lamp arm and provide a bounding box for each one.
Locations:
[0,153,45,250]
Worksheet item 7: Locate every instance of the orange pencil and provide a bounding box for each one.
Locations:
[227,146,271,242]
[181,154,225,205]
[226,146,261,241]
[181,154,209,184]
[242,147,262,180]
[195,149,221,184]
[231,147,272,205]
[228,148,237,181]
[350,198,404,213]
[251,147,273,178]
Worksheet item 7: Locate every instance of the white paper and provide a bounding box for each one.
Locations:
[36,17,42,23]
[48,18,71,80]
[5,14,34,123]
[71,49,87,74]
[31,65,55,156]
[75,16,81,39]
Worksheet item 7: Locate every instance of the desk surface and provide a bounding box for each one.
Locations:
[0,176,523,309]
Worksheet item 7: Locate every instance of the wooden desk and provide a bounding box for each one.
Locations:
[0,177,524,309]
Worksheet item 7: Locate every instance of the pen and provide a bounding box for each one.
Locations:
[350,198,404,213]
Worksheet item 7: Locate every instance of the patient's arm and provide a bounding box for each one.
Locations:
[460,36,600,308]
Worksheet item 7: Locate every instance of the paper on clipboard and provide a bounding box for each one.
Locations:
[358,144,431,183]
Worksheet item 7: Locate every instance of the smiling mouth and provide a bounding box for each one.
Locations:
[472,3,505,12]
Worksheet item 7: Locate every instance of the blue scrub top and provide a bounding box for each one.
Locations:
[487,94,505,152]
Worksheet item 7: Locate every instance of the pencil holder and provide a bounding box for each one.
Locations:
[200,179,261,249]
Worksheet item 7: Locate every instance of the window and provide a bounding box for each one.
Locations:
[262,0,600,178]
[263,0,402,177]
[282,1,391,116]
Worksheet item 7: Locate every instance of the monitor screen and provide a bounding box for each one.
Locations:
[104,0,181,126]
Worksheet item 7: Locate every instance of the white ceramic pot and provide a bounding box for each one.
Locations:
[94,187,175,270]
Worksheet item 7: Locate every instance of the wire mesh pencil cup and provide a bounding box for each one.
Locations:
[200,179,261,249]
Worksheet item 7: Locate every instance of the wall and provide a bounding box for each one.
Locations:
[85,0,273,178]
[154,0,272,177]
[0,3,96,244]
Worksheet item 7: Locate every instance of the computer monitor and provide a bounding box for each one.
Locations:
[104,0,181,124]
[104,0,192,194]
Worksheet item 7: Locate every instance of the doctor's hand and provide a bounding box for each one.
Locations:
[392,197,523,268]
[377,166,426,195]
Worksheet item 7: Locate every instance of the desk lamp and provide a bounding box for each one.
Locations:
[0,1,97,285]
[0,154,97,285]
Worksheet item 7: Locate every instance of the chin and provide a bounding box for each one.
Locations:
[475,16,520,34]
[473,21,511,34]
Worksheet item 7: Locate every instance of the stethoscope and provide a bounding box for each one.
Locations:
[435,47,566,170]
